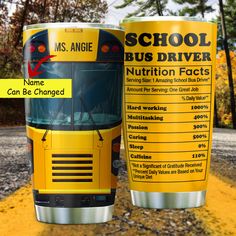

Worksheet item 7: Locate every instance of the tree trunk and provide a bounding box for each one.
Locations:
[14,0,30,48]
[41,0,47,22]
[62,1,67,22]
[200,0,205,18]
[219,0,236,129]
[54,0,60,22]
[155,0,163,16]
[214,97,219,127]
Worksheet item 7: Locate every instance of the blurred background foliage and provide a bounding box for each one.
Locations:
[215,50,236,127]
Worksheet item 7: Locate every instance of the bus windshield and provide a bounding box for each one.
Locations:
[25,64,122,130]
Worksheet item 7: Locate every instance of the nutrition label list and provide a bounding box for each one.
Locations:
[124,65,212,183]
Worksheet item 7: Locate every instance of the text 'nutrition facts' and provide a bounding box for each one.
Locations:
[124,65,212,183]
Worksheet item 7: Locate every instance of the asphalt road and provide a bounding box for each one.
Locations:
[0,126,29,199]
[211,128,236,185]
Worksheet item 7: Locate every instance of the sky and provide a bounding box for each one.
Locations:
[105,0,219,25]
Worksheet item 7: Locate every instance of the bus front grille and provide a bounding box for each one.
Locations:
[51,154,93,182]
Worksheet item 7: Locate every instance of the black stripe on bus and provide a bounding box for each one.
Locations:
[52,173,92,176]
[52,167,93,170]
[52,154,93,158]
[52,179,92,182]
[52,160,93,164]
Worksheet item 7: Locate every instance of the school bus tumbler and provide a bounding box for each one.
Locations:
[121,17,217,208]
[23,23,124,223]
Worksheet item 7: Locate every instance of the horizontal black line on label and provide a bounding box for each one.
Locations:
[125,101,211,104]
[126,120,210,123]
[125,93,211,96]
[52,179,93,182]
[129,159,207,163]
[128,150,208,153]
[52,161,93,164]
[52,173,93,176]
[125,84,211,87]
[125,65,212,67]
[126,131,210,134]
[52,167,93,170]
[126,111,210,114]
[52,154,93,158]
[128,140,209,143]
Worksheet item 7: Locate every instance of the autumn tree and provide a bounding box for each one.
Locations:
[0,1,11,76]
[173,0,214,18]
[115,0,169,17]
[218,0,236,128]
[215,51,236,127]
[0,1,8,27]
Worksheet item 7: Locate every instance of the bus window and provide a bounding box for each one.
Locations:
[25,62,122,130]
[25,98,72,128]
[73,64,122,129]
[25,62,72,129]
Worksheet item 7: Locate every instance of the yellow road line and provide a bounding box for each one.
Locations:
[0,184,98,236]
[0,184,45,236]
[193,174,236,235]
